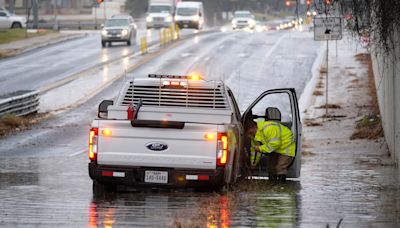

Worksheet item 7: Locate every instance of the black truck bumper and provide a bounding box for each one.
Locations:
[88,161,225,189]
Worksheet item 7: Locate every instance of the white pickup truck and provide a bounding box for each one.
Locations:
[88,74,302,191]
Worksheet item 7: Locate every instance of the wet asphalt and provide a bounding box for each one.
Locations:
[1,28,399,227]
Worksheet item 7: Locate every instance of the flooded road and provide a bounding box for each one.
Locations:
[1,149,398,227]
[1,30,399,227]
[0,155,301,227]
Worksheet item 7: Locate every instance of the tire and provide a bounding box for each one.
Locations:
[108,42,112,47]
[11,22,22,29]
[230,150,240,184]
[127,40,131,46]
[195,185,223,193]
[92,181,116,196]
[101,41,106,48]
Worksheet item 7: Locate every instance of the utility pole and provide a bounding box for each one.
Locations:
[103,0,106,21]
[32,0,38,29]
[295,0,300,24]
[94,4,98,29]
[53,0,58,30]
[9,0,15,14]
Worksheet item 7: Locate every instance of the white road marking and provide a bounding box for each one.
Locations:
[69,149,86,157]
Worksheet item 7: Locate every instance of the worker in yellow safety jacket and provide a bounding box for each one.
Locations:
[247,120,296,182]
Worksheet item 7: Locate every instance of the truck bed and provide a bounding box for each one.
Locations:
[95,119,224,170]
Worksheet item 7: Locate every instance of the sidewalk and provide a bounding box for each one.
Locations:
[299,37,400,226]
[0,31,86,59]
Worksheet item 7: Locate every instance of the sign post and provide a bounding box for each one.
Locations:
[314,16,342,117]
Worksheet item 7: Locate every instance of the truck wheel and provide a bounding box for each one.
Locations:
[195,185,223,193]
[230,151,239,184]
[101,41,106,48]
[11,22,22,29]
[127,40,131,46]
[92,181,116,196]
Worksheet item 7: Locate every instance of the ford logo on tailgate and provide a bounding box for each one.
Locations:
[146,142,168,151]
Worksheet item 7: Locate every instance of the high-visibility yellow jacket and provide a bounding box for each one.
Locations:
[254,120,296,157]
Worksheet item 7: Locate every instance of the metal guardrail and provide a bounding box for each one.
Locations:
[27,21,101,30]
[26,19,146,30]
[0,90,40,117]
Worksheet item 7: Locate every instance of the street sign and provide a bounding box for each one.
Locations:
[314,17,342,41]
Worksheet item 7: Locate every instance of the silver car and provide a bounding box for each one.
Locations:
[0,7,26,29]
[101,15,137,47]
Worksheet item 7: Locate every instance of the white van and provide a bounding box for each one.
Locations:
[174,1,204,30]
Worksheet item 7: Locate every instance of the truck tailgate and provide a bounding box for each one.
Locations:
[97,121,219,169]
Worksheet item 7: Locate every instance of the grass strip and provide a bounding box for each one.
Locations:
[0,29,53,45]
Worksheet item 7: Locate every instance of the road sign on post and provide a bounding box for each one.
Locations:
[313,16,342,118]
[313,17,342,41]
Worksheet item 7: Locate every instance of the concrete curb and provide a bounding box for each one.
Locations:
[298,42,326,121]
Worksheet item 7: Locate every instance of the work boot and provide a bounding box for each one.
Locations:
[268,174,278,182]
[277,175,287,183]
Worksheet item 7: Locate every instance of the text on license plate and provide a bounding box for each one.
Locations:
[144,170,168,184]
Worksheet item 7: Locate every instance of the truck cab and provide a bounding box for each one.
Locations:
[88,75,302,192]
[241,89,302,178]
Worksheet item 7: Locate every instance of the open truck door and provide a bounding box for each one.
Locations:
[241,88,302,178]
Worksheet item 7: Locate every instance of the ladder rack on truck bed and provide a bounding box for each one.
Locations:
[117,74,230,110]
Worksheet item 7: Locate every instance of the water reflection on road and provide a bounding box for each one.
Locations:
[0,155,301,227]
[88,180,301,227]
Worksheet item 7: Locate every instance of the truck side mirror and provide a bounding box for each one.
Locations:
[98,100,114,118]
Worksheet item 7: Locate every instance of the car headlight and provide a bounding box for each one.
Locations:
[249,20,256,26]
[232,20,237,25]
[146,16,153,22]
[121,29,128,36]
[192,15,200,22]
[101,30,107,36]
[165,16,172,22]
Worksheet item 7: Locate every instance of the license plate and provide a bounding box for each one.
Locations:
[144,170,168,184]
[184,24,189,28]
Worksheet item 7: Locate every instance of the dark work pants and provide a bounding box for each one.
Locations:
[267,152,294,175]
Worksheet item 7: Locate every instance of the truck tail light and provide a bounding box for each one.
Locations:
[89,128,98,161]
[217,132,228,167]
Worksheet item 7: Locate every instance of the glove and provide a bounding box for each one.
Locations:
[252,145,261,153]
